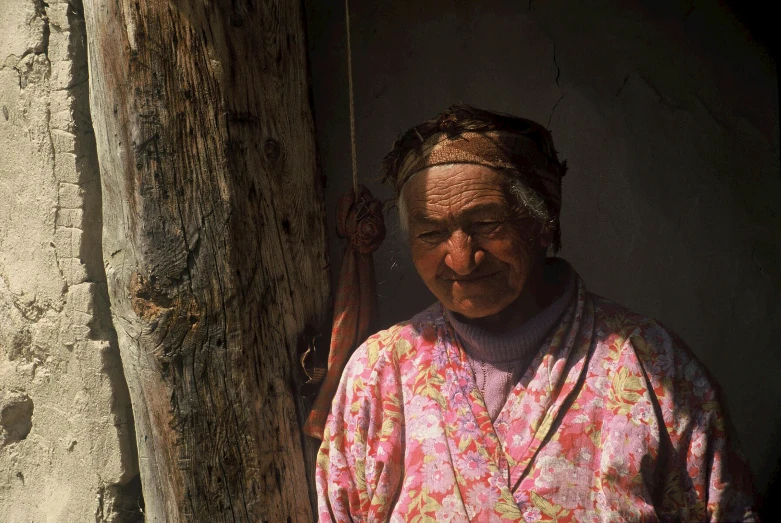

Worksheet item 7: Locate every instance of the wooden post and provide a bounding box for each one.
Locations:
[83,0,330,520]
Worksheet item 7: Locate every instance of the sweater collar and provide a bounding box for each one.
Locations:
[444,259,575,363]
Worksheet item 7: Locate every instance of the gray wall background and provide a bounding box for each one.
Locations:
[304,0,781,504]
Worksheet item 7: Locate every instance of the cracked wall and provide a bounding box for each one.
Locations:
[0,0,142,521]
[306,0,780,504]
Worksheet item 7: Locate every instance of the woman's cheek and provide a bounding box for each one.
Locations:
[410,243,442,276]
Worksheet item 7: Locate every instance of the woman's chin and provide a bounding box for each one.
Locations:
[448,297,508,320]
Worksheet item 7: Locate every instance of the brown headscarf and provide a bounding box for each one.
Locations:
[393,130,565,218]
[381,107,567,252]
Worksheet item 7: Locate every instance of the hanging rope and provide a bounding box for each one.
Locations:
[345,0,359,196]
[302,0,386,440]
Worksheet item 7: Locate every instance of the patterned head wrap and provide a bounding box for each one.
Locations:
[393,129,565,218]
[382,105,567,250]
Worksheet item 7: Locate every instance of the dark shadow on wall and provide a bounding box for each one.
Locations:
[758,416,781,520]
[723,0,780,180]
[760,455,781,520]
[724,1,779,63]
[722,3,780,518]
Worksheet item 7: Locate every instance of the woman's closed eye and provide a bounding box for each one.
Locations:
[417,229,449,243]
[470,220,503,235]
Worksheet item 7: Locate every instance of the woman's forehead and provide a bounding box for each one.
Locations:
[404,164,507,195]
[403,164,511,220]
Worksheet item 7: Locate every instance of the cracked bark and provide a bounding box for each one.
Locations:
[83,0,331,521]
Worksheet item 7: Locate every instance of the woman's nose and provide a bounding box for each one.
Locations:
[444,230,484,275]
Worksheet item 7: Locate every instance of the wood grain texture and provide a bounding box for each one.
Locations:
[83,0,331,520]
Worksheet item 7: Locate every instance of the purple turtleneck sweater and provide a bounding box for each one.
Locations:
[446,269,575,421]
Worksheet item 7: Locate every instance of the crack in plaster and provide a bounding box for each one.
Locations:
[637,72,685,111]
[690,91,729,131]
[34,0,50,60]
[547,43,564,128]
[615,73,729,133]
[14,68,22,90]
[615,73,632,98]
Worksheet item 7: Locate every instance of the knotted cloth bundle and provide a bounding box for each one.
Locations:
[303,185,385,439]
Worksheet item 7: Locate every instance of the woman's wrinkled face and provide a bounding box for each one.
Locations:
[402,164,550,319]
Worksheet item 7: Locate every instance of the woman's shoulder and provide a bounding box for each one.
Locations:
[348,302,445,373]
[589,293,722,405]
[591,293,687,351]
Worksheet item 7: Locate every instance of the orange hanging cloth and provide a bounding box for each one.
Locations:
[303,184,385,439]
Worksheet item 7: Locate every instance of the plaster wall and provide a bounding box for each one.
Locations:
[0,0,141,520]
[305,0,781,501]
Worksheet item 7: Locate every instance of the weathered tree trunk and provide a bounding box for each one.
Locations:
[83,0,330,520]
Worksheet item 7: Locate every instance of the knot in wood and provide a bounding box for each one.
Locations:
[263,138,281,162]
[229,12,244,28]
[129,272,173,321]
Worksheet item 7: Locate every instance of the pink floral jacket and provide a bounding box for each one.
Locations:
[316,278,757,522]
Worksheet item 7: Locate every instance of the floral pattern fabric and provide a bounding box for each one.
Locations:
[316,277,757,522]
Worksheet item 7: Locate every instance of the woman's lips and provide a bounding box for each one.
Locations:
[445,271,500,283]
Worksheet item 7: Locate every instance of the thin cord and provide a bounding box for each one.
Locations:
[345,0,358,195]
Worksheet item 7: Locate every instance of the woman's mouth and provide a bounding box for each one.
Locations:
[447,271,500,283]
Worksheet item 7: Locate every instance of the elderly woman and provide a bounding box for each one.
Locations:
[315,105,757,521]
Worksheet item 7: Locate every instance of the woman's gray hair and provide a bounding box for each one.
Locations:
[506,173,557,236]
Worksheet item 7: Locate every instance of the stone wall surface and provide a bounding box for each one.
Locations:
[0,0,141,520]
